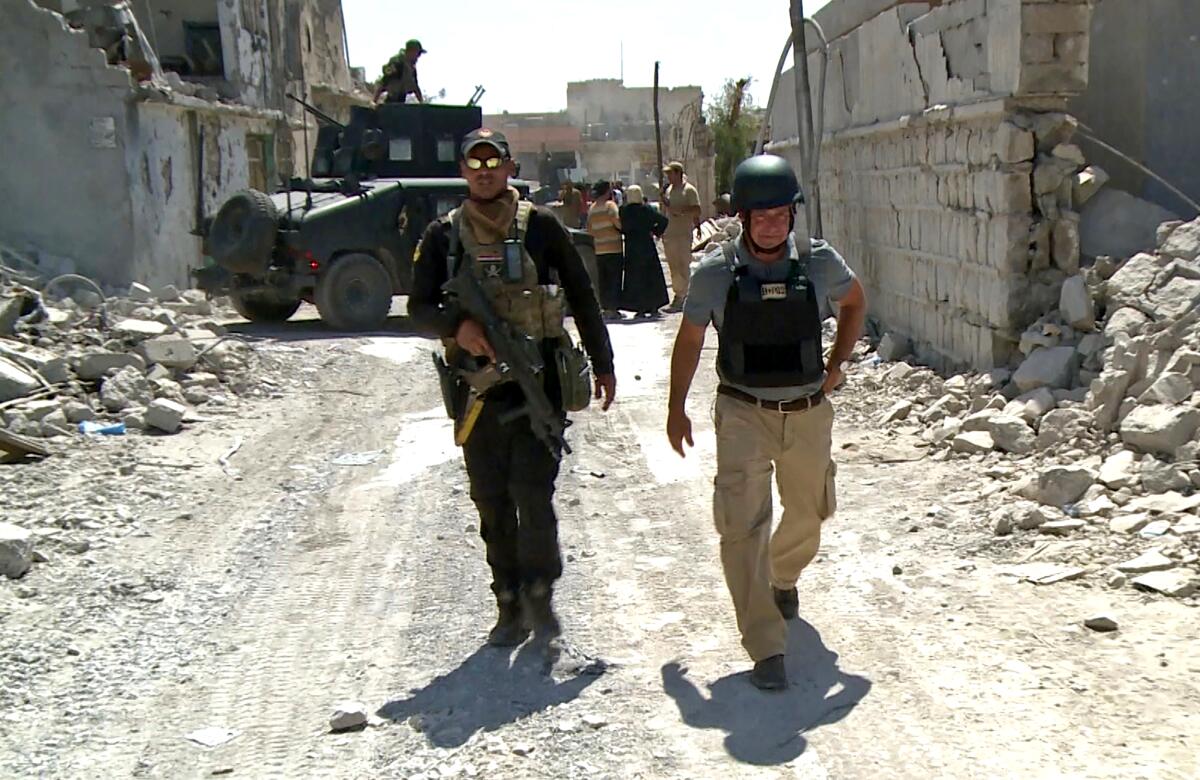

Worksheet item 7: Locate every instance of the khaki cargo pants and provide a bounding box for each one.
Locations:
[712,393,838,662]
[662,233,693,302]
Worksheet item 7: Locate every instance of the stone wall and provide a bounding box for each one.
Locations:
[770,0,1095,370]
[0,1,286,290]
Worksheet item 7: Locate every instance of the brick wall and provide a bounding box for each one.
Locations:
[770,0,1094,370]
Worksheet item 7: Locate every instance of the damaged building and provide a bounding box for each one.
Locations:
[770,0,1200,371]
[0,0,365,291]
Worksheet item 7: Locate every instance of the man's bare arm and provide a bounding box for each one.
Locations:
[667,319,707,456]
[822,278,868,394]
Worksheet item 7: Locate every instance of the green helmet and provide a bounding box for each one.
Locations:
[730,154,804,212]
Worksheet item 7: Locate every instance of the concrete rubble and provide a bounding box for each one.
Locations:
[0,275,267,445]
[867,213,1200,601]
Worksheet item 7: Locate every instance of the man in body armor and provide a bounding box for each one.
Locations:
[409,128,616,647]
[665,154,867,690]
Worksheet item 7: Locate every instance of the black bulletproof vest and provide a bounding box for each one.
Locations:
[716,243,824,388]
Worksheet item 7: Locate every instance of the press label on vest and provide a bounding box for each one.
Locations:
[760,283,788,300]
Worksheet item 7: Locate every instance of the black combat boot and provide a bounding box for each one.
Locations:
[519,580,561,641]
[773,586,799,620]
[487,591,529,647]
[750,654,788,691]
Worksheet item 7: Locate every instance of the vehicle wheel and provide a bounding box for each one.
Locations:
[230,292,301,323]
[315,253,392,331]
[209,190,278,274]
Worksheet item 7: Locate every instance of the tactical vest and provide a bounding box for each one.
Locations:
[444,201,567,393]
[716,242,824,388]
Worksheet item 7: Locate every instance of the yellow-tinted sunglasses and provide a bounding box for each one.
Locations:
[464,157,504,170]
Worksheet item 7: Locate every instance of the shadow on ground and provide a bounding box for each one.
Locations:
[225,313,425,343]
[662,619,872,766]
[377,640,607,747]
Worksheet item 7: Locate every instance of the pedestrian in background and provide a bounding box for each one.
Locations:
[618,185,670,318]
[587,182,624,320]
[661,161,701,312]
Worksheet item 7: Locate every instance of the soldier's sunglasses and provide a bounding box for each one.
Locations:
[464,156,504,170]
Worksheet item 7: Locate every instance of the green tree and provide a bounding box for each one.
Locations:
[706,77,762,195]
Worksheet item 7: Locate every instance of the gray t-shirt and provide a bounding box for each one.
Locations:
[683,234,856,401]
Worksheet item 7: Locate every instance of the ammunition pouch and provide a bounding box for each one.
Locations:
[554,333,591,412]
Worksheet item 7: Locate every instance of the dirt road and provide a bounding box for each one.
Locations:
[1,306,1197,779]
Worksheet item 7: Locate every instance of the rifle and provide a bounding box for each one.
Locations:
[442,272,571,458]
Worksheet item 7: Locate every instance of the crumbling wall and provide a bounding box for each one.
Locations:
[770,0,1095,370]
[1071,0,1200,217]
[0,0,138,282]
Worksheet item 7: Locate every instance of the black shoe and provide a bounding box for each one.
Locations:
[773,586,799,620]
[487,594,529,647]
[520,581,561,641]
[750,654,788,691]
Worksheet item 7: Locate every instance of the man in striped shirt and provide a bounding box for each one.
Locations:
[587,182,624,320]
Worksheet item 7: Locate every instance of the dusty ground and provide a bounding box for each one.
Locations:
[1,302,1197,779]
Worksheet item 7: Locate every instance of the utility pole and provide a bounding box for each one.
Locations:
[654,61,665,201]
[790,0,822,236]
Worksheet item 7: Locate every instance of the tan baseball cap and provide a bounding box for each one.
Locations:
[662,161,684,174]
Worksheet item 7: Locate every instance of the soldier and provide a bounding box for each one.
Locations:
[665,154,867,691]
[409,128,617,647]
[661,161,702,312]
[374,39,426,104]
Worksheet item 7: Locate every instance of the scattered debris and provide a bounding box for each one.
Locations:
[184,726,241,748]
[332,451,383,467]
[1084,615,1119,633]
[0,522,35,579]
[329,702,369,732]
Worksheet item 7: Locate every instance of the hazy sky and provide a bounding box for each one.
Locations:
[342,0,834,115]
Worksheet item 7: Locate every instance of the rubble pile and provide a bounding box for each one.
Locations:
[864,214,1200,601]
[0,278,266,446]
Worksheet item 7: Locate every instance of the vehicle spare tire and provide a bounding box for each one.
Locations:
[230,291,302,323]
[315,253,392,332]
[208,189,278,274]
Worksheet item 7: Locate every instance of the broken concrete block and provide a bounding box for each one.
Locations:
[880,400,913,423]
[62,400,96,424]
[1058,275,1094,331]
[76,351,147,380]
[1119,405,1200,456]
[329,702,368,732]
[1072,166,1109,206]
[951,431,994,454]
[983,414,1037,454]
[1148,277,1200,321]
[1039,518,1086,536]
[1098,450,1138,490]
[0,357,39,403]
[1139,459,1191,494]
[1115,550,1177,574]
[1104,252,1162,314]
[128,282,154,302]
[138,336,197,370]
[0,522,34,579]
[1139,373,1194,406]
[1159,217,1200,263]
[155,284,182,302]
[1052,217,1081,274]
[101,366,153,412]
[1014,346,1078,392]
[0,297,22,336]
[112,318,170,341]
[0,341,70,385]
[1037,465,1096,507]
[1131,570,1198,598]
[20,400,60,421]
[40,409,72,437]
[995,121,1035,163]
[877,332,912,362]
[145,398,187,433]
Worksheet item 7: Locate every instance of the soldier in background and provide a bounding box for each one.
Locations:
[374,39,426,104]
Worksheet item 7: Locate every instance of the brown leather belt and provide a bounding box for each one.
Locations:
[717,384,824,412]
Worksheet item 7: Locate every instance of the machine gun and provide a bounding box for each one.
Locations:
[442,272,571,458]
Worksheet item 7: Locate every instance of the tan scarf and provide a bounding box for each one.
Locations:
[461,186,520,245]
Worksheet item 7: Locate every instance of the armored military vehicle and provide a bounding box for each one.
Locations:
[196,101,596,331]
